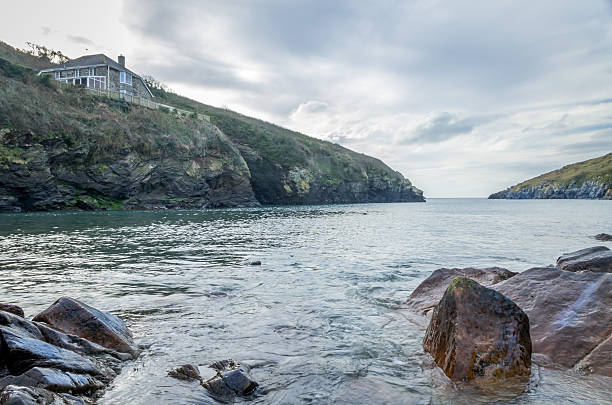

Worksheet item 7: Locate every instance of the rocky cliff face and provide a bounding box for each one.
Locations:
[489,179,611,199]
[489,153,612,200]
[237,147,424,206]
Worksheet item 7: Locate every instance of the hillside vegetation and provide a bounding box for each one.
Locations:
[489,153,612,199]
[0,40,423,211]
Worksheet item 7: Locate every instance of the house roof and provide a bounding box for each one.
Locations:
[38,53,153,97]
[41,53,138,75]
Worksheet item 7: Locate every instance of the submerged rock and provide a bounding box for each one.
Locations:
[406,267,517,316]
[495,267,612,376]
[556,246,612,273]
[0,304,24,318]
[169,360,259,401]
[168,364,201,381]
[32,297,137,356]
[423,277,532,382]
[205,360,258,400]
[594,233,612,242]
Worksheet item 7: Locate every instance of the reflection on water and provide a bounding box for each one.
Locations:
[0,199,611,404]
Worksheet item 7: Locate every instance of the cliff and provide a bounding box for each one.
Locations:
[489,153,612,199]
[0,41,424,212]
[145,87,424,205]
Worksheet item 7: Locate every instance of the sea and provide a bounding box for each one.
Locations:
[0,199,611,404]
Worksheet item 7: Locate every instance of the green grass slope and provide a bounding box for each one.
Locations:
[489,153,612,199]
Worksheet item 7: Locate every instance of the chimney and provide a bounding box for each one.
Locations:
[118,55,125,67]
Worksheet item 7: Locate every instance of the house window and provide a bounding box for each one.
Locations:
[88,77,106,89]
[88,68,94,76]
[55,72,60,79]
[120,71,132,85]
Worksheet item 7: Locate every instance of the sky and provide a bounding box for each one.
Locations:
[1,0,611,197]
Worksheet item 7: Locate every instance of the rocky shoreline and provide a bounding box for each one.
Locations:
[405,245,612,382]
[0,297,138,404]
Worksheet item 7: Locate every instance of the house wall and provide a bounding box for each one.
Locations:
[133,77,152,100]
[108,68,120,92]
[45,65,152,99]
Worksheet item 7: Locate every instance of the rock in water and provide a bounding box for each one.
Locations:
[205,360,258,400]
[494,267,612,376]
[423,277,531,382]
[0,304,24,318]
[556,246,612,273]
[168,364,201,381]
[32,297,137,356]
[406,267,517,316]
[594,233,612,242]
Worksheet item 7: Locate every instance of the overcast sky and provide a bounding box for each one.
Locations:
[2,1,611,197]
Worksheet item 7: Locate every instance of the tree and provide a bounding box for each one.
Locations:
[142,75,174,94]
[21,42,69,64]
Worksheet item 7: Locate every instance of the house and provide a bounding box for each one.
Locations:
[38,54,154,99]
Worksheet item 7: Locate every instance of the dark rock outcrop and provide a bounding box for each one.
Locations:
[32,297,137,357]
[0,128,259,212]
[494,267,612,376]
[0,298,136,403]
[423,277,532,382]
[556,246,612,273]
[406,267,517,317]
[0,304,23,318]
[594,233,612,241]
[169,359,258,401]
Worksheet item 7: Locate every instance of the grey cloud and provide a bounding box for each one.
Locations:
[559,132,612,154]
[67,35,95,46]
[400,112,489,144]
[41,26,53,35]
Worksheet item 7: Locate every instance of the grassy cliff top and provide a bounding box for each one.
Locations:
[512,153,612,189]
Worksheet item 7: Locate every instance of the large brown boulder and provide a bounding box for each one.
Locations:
[556,246,612,273]
[423,277,531,382]
[32,297,137,356]
[406,267,517,316]
[494,267,612,376]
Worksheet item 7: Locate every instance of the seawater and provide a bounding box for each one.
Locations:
[0,199,611,404]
